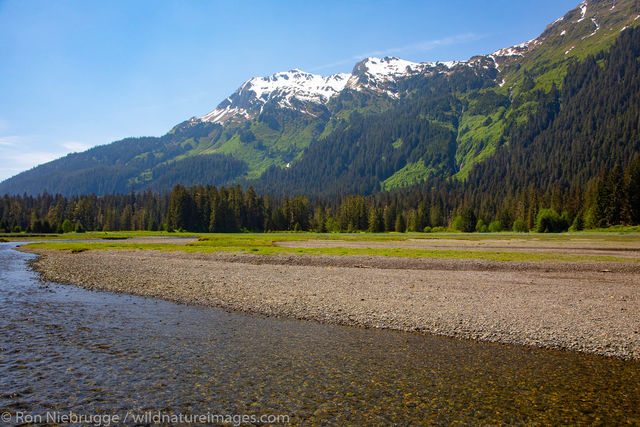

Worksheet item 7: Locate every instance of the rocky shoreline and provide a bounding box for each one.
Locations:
[24,248,640,360]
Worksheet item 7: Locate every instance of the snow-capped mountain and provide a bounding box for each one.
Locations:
[199,56,493,125]
[201,11,597,128]
[200,70,351,123]
[3,0,639,197]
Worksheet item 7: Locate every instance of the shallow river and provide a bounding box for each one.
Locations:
[1,242,639,424]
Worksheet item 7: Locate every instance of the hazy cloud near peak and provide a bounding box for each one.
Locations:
[0,135,28,147]
[62,141,92,152]
[0,135,75,181]
[309,33,482,72]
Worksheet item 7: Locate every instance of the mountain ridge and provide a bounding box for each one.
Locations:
[2,0,639,196]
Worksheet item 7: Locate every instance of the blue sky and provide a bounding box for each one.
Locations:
[0,0,580,181]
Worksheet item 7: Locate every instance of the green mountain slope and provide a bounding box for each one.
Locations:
[1,0,638,196]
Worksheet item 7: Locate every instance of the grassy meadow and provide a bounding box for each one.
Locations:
[12,230,640,263]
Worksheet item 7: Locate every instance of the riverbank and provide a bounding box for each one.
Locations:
[23,244,640,360]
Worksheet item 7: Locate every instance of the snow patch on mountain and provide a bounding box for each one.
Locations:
[346,56,469,98]
[492,38,541,59]
[588,17,600,36]
[577,1,588,22]
[246,69,350,105]
[352,57,432,81]
[201,105,251,123]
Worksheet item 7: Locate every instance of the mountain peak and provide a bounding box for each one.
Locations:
[200,54,486,124]
[353,56,431,78]
[200,0,637,125]
[200,69,351,124]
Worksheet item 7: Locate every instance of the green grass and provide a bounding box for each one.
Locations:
[381,161,437,191]
[455,109,507,180]
[6,229,640,243]
[3,230,198,241]
[583,225,640,233]
[22,232,640,263]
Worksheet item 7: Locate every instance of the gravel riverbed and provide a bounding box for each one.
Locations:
[24,248,640,359]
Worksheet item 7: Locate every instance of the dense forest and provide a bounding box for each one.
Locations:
[1,152,638,234]
[2,29,640,235]
[251,65,496,196]
[0,120,248,195]
[467,27,640,198]
[254,27,640,197]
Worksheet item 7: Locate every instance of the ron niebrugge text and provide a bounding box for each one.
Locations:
[4,411,290,426]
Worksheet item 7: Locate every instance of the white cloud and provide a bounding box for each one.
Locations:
[356,33,480,58]
[0,135,68,181]
[62,141,92,152]
[309,33,481,72]
[0,135,22,146]
[0,135,98,181]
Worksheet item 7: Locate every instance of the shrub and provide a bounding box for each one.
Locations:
[325,217,340,233]
[452,215,464,231]
[535,209,568,233]
[570,214,585,231]
[431,226,447,233]
[475,219,488,233]
[74,222,85,233]
[423,226,432,233]
[453,208,477,233]
[512,220,528,233]
[61,219,74,233]
[488,221,503,233]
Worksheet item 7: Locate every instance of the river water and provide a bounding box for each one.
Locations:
[1,241,639,425]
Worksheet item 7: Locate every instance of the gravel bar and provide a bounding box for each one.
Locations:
[24,248,640,359]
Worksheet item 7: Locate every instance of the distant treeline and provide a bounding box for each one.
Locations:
[1,154,639,234]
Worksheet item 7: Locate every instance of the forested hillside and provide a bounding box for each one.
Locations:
[5,25,639,234]
[1,0,638,197]
[0,121,248,195]
[251,68,494,196]
[467,27,640,196]
[2,150,639,234]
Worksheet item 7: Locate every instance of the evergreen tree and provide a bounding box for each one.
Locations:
[394,213,406,233]
[167,185,195,231]
[459,208,477,233]
[383,204,397,232]
[367,206,384,233]
[625,154,640,224]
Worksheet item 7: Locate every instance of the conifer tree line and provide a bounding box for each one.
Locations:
[1,153,639,234]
